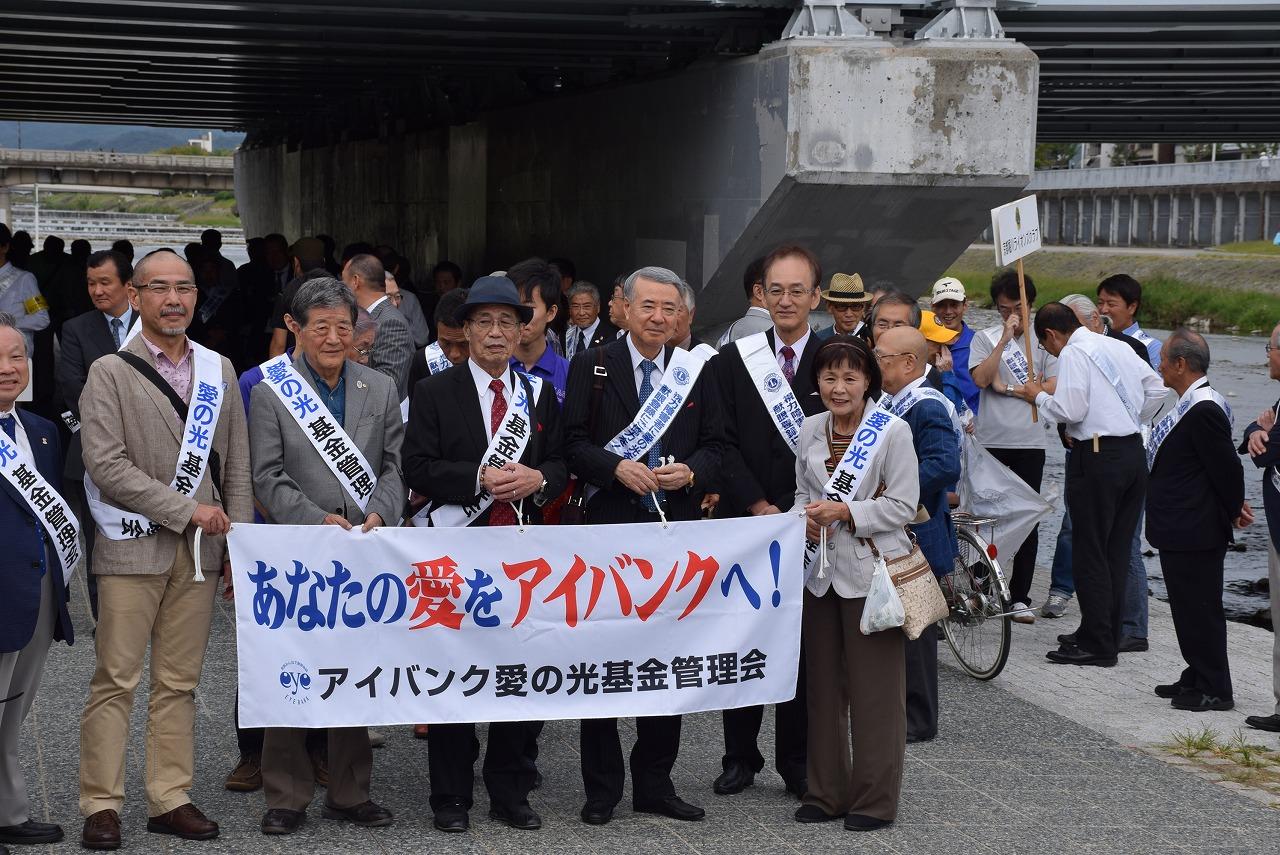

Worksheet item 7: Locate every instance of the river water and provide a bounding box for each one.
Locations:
[962,308,1275,628]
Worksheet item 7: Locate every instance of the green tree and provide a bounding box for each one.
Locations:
[1035,143,1078,169]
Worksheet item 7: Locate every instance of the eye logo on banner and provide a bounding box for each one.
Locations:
[279,660,313,706]
[763,373,783,394]
[672,366,691,385]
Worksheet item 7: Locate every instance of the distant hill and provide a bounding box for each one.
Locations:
[0,122,244,153]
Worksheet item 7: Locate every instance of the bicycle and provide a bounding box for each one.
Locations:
[938,512,1012,680]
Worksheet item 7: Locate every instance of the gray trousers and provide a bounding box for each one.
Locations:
[0,568,55,826]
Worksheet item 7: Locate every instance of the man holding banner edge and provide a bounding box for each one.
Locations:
[249,276,404,835]
[401,275,567,833]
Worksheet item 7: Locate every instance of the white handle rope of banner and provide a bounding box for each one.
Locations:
[818,526,827,579]
[515,499,525,533]
[651,493,669,528]
[193,527,205,582]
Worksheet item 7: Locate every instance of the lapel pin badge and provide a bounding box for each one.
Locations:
[41,437,49,445]
[356,380,367,389]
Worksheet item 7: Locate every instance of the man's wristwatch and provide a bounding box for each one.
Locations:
[1003,383,1015,397]
[532,477,549,506]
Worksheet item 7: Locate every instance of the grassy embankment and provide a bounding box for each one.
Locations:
[41,191,240,228]
[945,247,1280,334]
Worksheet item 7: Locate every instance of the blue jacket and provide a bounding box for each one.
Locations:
[900,397,962,577]
[0,410,74,652]
[949,324,979,415]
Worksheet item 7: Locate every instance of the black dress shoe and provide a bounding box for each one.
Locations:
[260,809,305,835]
[845,813,893,831]
[0,820,63,844]
[489,803,541,830]
[712,762,755,795]
[1245,713,1280,732]
[784,777,808,798]
[1172,694,1234,712]
[794,804,840,823]
[1155,682,1189,699]
[906,731,936,744]
[433,803,469,834]
[1119,636,1149,653]
[1057,631,1077,645]
[322,800,393,828]
[634,796,705,821]
[580,801,615,825]
[1046,645,1117,667]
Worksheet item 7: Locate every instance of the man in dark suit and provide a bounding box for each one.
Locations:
[563,281,617,360]
[876,326,962,743]
[564,265,724,825]
[402,276,567,834]
[710,244,824,798]
[342,254,413,400]
[1146,329,1246,712]
[0,314,74,848]
[54,249,138,619]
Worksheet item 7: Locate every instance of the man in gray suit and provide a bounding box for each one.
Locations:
[78,249,253,849]
[342,254,412,400]
[250,276,404,836]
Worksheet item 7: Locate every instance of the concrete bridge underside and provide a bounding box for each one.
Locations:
[237,38,1038,327]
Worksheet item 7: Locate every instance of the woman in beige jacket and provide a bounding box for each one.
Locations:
[793,335,918,832]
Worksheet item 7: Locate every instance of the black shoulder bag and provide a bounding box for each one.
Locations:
[560,346,607,525]
[116,351,223,503]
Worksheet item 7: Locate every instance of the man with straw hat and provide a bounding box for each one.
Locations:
[816,273,873,341]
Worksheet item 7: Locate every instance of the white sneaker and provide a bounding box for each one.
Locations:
[1040,593,1069,619]
[1010,601,1036,624]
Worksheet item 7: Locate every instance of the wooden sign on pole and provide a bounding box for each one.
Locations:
[990,195,1043,422]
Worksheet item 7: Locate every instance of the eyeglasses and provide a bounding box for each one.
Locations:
[1268,344,1278,354]
[138,283,196,297]
[873,319,908,331]
[469,317,521,332]
[355,346,373,358]
[387,292,403,303]
[765,286,815,301]
[304,323,354,338]
[873,351,909,362]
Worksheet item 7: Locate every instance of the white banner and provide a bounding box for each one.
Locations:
[230,514,804,728]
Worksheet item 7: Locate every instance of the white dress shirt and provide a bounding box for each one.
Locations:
[567,317,601,359]
[625,333,666,396]
[468,358,514,441]
[773,327,811,372]
[367,295,390,314]
[0,405,32,460]
[1035,327,1166,440]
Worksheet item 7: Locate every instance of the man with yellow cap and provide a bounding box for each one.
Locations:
[815,273,872,341]
[920,310,968,415]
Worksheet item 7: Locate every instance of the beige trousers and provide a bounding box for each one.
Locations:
[802,589,905,821]
[79,541,218,817]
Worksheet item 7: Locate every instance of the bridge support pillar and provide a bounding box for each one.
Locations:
[0,187,9,227]
[237,36,1038,318]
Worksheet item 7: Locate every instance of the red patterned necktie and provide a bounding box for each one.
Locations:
[781,345,796,384]
[487,378,517,526]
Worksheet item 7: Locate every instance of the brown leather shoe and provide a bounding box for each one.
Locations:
[81,810,121,851]
[146,804,219,840]
[224,754,262,792]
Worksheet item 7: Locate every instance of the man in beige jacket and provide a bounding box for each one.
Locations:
[77,249,252,850]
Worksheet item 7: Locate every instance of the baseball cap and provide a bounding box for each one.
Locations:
[920,310,960,345]
[930,276,966,305]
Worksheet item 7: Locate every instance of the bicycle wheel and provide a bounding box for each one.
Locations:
[940,528,1011,680]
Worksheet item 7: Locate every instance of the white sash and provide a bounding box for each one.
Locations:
[983,327,1032,384]
[802,406,900,574]
[889,381,963,436]
[428,373,544,528]
[85,341,226,540]
[259,355,378,513]
[401,342,452,423]
[0,424,84,585]
[0,263,21,298]
[1146,379,1232,468]
[738,332,806,453]
[604,344,717,461]
[1079,342,1141,429]
[63,318,139,434]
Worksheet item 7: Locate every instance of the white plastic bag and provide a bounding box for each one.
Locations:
[957,434,1054,564]
[860,555,905,635]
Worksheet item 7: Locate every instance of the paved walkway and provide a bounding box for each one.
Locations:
[11,551,1279,854]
